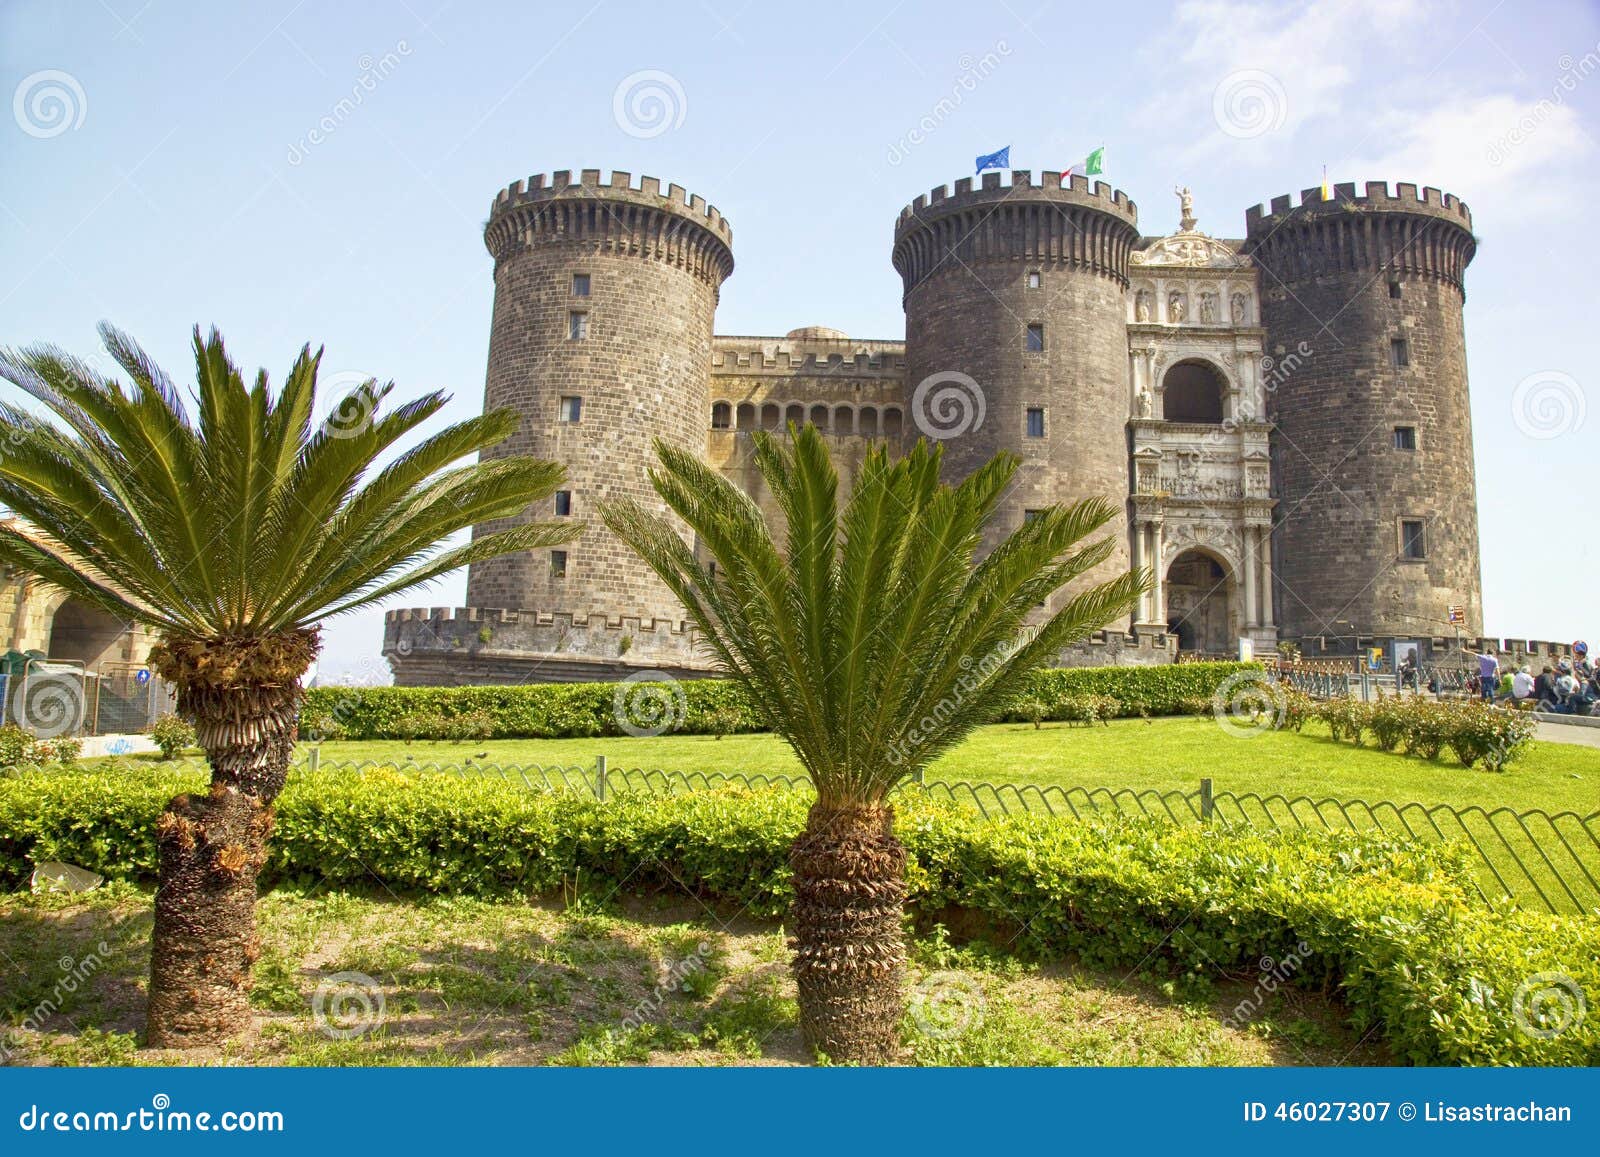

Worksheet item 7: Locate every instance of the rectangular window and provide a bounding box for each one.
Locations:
[1025,323,1045,352]
[1027,271,1040,289]
[571,273,590,297]
[550,550,568,578]
[569,311,589,340]
[554,490,572,516]
[1026,407,1045,438]
[1024,509,1045,523]
[1400,520,1426,560]
[1388,280,1402,299]
[558,395,582,423]
[1392,426,1417,451]
[1390,337,1409,367]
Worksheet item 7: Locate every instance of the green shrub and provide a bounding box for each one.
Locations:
[1445,701,1537,770]
[1054,693,1121,727]
[0,724,34,768]
[1316,696,1369,743]
[1366,699,1410,751]
[149,713,196,760]
[301,662,1264,742]
[0,724,81,768]
[1,763,1594,1064]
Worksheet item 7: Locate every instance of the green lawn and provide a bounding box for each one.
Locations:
[288,716,1599,816]
[1,883,1384,1067]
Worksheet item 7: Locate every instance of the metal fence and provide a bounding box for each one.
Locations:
[0,662,175,737]
[290,752,1600,917]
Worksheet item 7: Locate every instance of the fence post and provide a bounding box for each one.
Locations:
[595,754,607,802]
[1200,777,1214,822]
[914,767,924,786]
[308,747,320,774]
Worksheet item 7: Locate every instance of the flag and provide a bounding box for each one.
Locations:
[975,146,1010,175]
[1062,146,1105,179]
[1321,165,1331,201]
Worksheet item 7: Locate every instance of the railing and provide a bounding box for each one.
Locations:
[0,663,175,736]
[277,753,1599,916]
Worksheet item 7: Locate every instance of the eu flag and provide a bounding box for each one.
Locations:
[975,146,1010,175]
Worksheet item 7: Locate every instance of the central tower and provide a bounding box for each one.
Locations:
[892,170,1140,602]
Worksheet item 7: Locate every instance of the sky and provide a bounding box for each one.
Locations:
[2,0,1596,682]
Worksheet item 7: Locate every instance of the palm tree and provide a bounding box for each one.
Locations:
[0,324,577,1047]
[602,425,1144,1063]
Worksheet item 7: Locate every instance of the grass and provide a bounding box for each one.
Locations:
[0,884,1386,1067]
[263,715,1600,815]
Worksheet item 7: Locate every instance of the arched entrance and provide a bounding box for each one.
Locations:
[47,598,129,670]
[1165,549,1234,655]
[1162,359,1227,423]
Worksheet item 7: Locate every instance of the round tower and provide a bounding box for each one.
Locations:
[1244,181,1480,647]
[465,168,733,644]
[892,169,1140,598]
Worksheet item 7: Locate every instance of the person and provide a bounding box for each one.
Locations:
[1534,665,1559,710]
[1399,652,1419,693]
[1512,664,1535,705]
[1465,647,1500,703]
[1555,660,1580,713]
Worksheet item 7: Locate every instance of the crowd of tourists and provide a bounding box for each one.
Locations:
[1456,642,1599,714]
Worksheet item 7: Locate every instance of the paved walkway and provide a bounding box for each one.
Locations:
[1534,719,1600,748]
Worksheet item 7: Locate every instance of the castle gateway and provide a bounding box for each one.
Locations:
[384,169,1483,684]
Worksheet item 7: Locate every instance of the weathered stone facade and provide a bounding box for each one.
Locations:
[384,169,1487,683]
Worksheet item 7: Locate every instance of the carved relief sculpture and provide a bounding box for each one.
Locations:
[1167,291,1186,324]
[1198,292,1216,323]
[1231,291,1249,324]
[1134,288,1152,322]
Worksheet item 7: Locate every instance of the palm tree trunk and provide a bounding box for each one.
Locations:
[787,802,907,1064]
[144,672,302,1048]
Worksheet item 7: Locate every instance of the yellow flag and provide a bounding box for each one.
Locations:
[1321,166,1332,201]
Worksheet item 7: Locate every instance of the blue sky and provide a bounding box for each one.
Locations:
[2,0,1596,681]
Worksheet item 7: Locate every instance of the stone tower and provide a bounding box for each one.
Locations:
[1244,181,1481,646]
[465,169,734,640]
[892,170,1141,600]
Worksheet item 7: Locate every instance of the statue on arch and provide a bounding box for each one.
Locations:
[1168,290,1186,324]
[1198,292,1217,323]
[1134,288,1152,322]
[1231,292,1249,324]
[1174,185,1196,232]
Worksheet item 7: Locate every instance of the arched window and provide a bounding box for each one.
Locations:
[809,404,830,431]
[761,403,781,430]
[859,406,879,436]
[710,401,731,429]
[736,403,757,430]
[785,403,804,427]
[833,404,854,433]
[1161,360,1227,423]
[883,407,903,436]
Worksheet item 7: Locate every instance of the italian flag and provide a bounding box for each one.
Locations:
[1063,146,1105,179]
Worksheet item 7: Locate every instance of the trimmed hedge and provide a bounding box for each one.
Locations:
[1,762,1594,1065]
[301,661,1262,741]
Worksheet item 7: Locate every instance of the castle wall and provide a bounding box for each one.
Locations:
[892,170,1141,613]
[1245,182,1481,644]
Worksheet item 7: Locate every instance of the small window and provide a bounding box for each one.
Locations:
[550,550,568,578]
[559,396,582,423]
[1026,407,1045,438]
[569,311,589,340]
[1393,426,1417,451]
[1390,337,1409,367]
[710,401,731,429]
[1025,323,1045,352]
[1027,271,1041,289]
[1388,280,1401,299]
[1024,509,1045,523]
[554,490,572,516]
[1400,520,1426,561]
[571,273,590,297]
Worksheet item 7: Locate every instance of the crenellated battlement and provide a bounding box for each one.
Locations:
[386,606,695,634]
[491,169,731,242]
[484,168,735,289]
[896,169,1137,231]
[711,344,907,376]
[1244,180,1472,233]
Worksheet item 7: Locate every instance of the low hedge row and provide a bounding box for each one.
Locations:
[1278,690,1538,769]
[1,763,1593,1065]
[302,661,1261,740]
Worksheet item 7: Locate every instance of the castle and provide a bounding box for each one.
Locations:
[383,166,1490,684]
